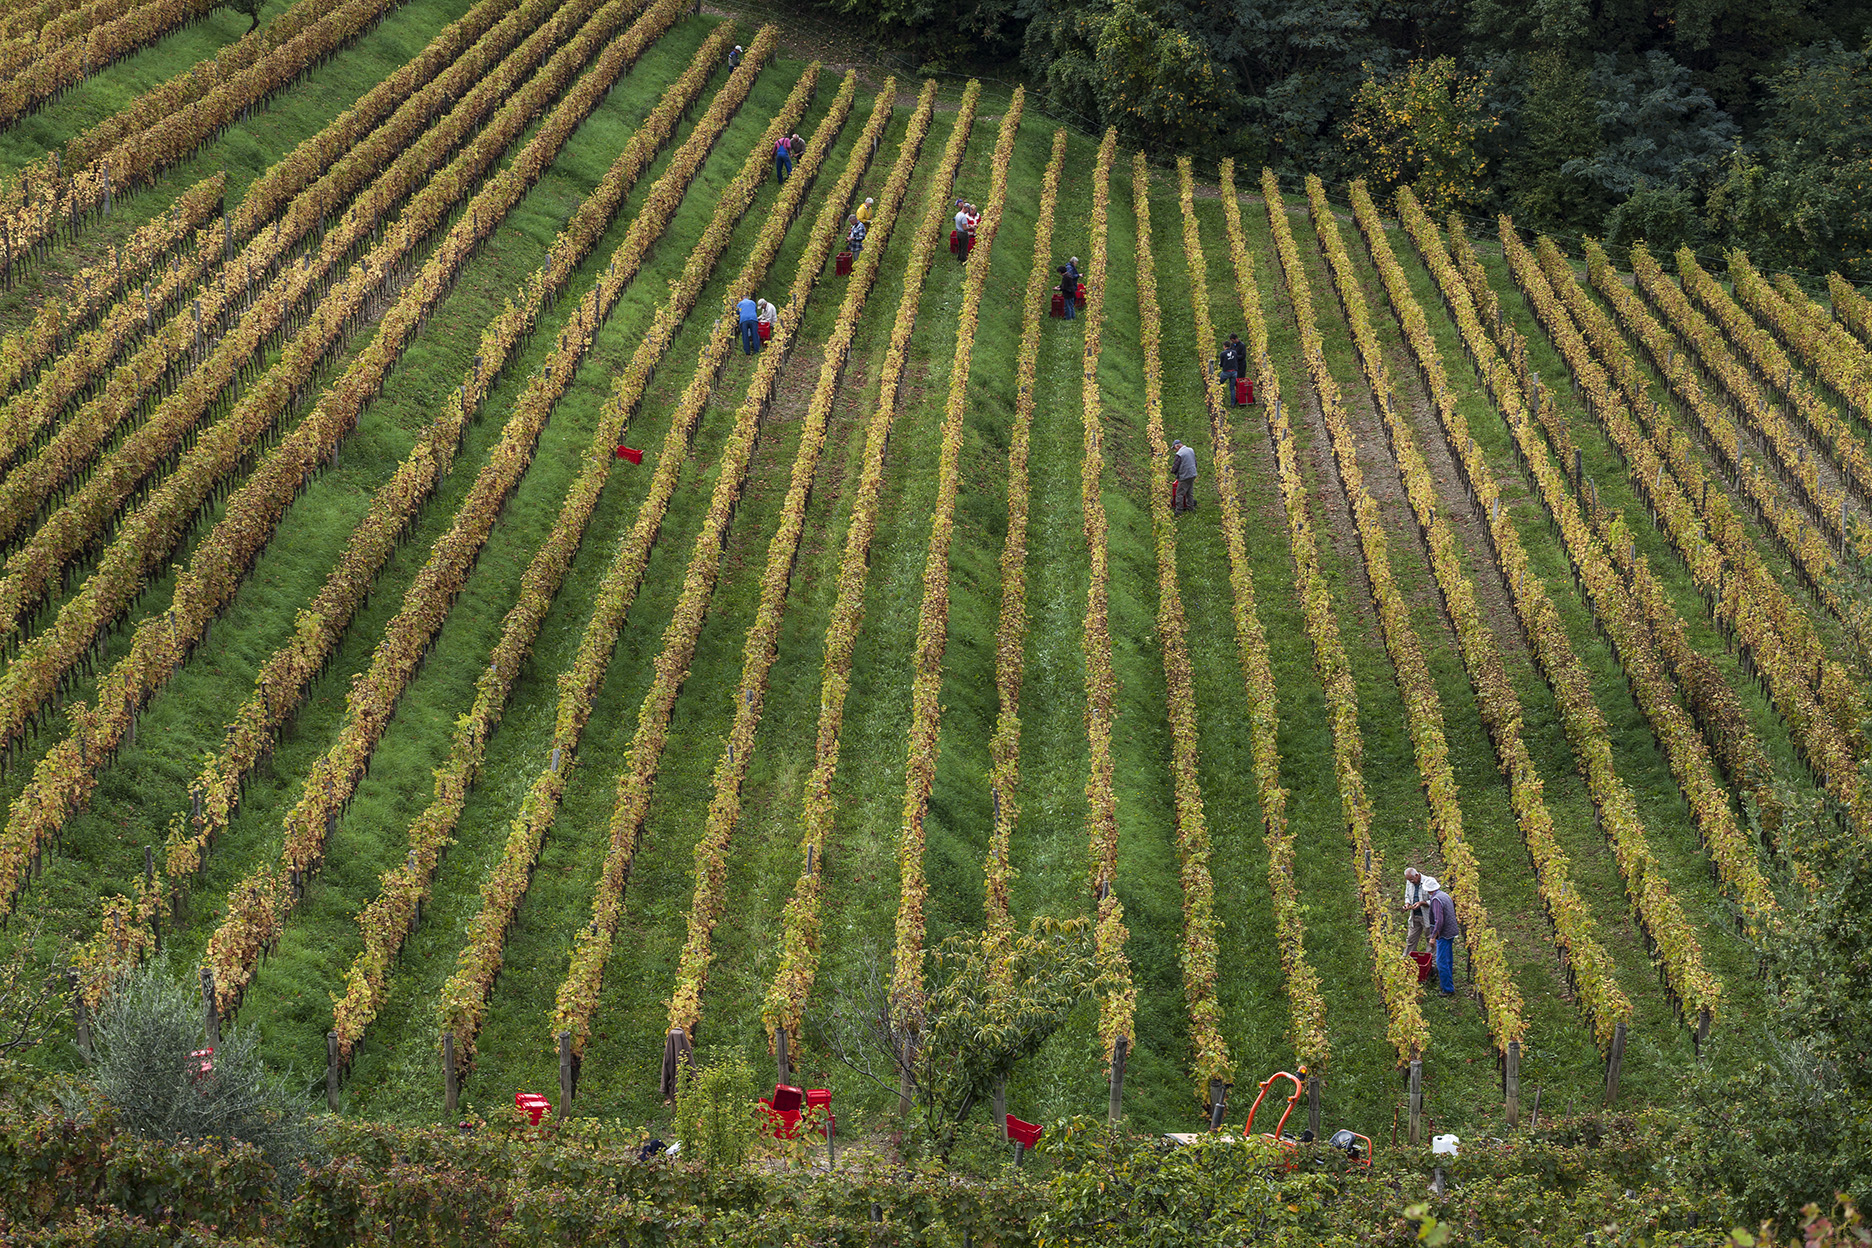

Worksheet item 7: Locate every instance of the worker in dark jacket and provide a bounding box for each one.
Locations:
[1425,884,1460,996]
[1171,439,1197,513]
[1060,257,1080,319]
[1220,334,1247,402]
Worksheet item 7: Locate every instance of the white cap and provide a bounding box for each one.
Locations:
[1432,1134,1460,1157]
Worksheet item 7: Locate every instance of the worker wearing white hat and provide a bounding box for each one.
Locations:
[1401,867,1439,954]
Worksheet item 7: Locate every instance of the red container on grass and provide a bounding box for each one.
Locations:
[515,1092,552,1125]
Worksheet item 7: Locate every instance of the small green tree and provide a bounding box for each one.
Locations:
[1343,56,1497,217]
[819,917,1119,1159]
[80,960,312,1186]
[670,1049,762,1171]
[1662,779,1872,1222]
[223,0,263,31]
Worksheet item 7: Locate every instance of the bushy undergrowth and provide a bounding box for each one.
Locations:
[2,1052,1847,1248]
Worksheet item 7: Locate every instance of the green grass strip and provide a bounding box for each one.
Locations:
[1077,128,1136,1069]
[888,85,1015,1030]
[982,128,1065,946]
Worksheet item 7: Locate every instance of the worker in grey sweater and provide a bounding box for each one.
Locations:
[1171,439,1197,513]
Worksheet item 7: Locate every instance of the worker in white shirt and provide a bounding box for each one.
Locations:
[1402,867,1440,954]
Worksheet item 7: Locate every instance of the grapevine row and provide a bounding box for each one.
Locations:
[170,28,775,1008]
[1731,253,1872,423]
[335,69,864,1067]
[1132,156,1230,1099]
[1551,235,1861,593]
[1621,244,1859,731]
[1771,272,1872,407]
[0,0,627,639]
[889,92,1019,1031]
[1596,239,1860,612]
[2,0,398,278]
[0,0,576,547]
[1498,233,1792,825]
[1506,236,1786,858]
[754,83,956,1053]
[1570,240,1856,823]
[0,0,93,42]
[0,0,680,926]
[1678,249,1872,554]
[1829,274,1872,351]
[200,26,770,1016]
[230,0,523,238]
[0,0,222,130]
[0,172,222,401]
[548,80,958,1068]
[1212,162,1333,1072]
[981,129,1066,946]
[1327,180,1632,1053]
[1487,225,1779,925]
[1269,172,1526,1054]
[1387,186,1723,1033]
[0,0,662,766]
[0,0,169,80]
[1074,129,1137,1067]
[662,76,919,1046]
[439,79,920,1073]
[0,219,228,516]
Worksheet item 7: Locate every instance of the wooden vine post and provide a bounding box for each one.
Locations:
[199,966,218,1046]
[1505,1040,1520,1130]
[325,1031,339,1113]
[444,1032,458,1118]
[1505,1040,1521,1126]
[1604,1021,1627,1107]
[1108,1035,1128,1126]
[1407,1059,1424,1146]
[558,1031,573,1118]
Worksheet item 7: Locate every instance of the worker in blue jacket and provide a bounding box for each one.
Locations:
[737,295,760,355]
[1425,884,1461,996]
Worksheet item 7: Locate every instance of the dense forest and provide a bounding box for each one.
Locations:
[804,0,1872,279]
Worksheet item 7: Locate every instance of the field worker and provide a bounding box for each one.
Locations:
[1425,881,1460,996]
[737,294,760,355]
[756,297,776,345]
[847,214,867,255]
[789,133,805,159]
[775,134,793,183]
[955,200,972,263]
[1061,255,1081,318]
[855,197,874,225]
[1401,867,1439,954]
[1171,439,1197,513]
[727,44,742,69]
[1220,333,1248,401]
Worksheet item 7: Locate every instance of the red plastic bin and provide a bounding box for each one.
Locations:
[515,1092,552,1125]
[761,1084,804,1139]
